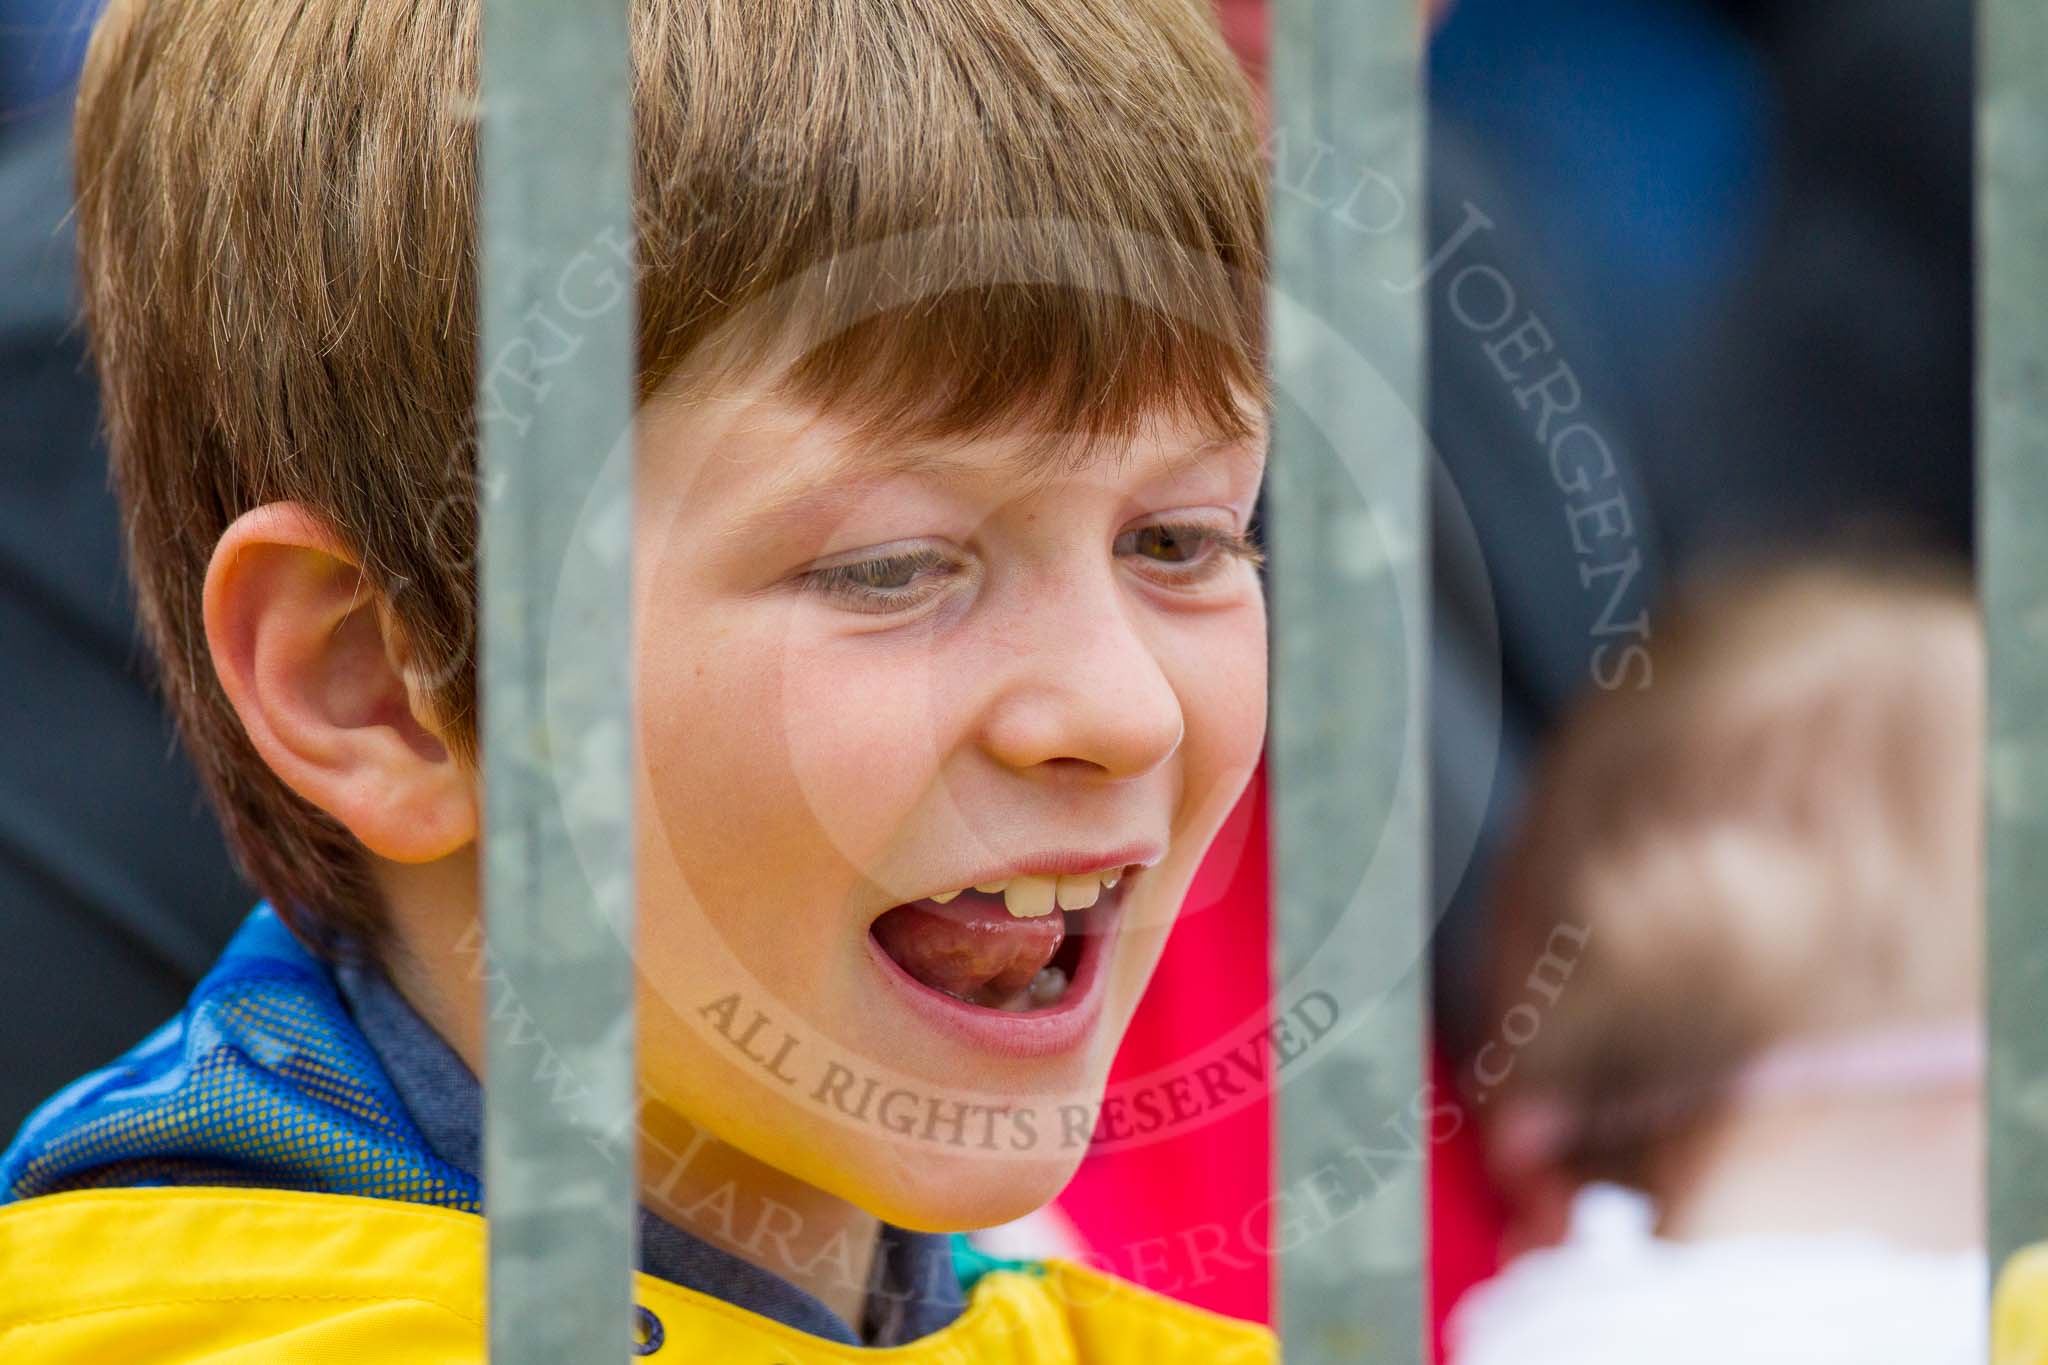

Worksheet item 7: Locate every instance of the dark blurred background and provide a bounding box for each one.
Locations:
[2,0,253,1132]
[1423,0,1973,1059]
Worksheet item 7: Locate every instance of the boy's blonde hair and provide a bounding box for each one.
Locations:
[74,0,1266,951]
[1481,556,1983,1186]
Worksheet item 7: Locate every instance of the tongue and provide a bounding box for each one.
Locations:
[872,895,1065,1004]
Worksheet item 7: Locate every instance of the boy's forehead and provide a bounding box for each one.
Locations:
[642,383,1267,525]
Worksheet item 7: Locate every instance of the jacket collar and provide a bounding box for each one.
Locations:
[331,936,964,1344]
[2,905,962,1346]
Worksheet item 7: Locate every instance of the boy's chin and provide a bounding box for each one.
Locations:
[850,1144,1088,1236]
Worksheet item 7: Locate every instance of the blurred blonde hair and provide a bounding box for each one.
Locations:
[1481,554,1983,1186]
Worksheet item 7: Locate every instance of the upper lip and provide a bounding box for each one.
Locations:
[893,841,1166,906]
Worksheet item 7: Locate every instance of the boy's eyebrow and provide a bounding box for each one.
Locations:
[721,430,1267,545]
[1149,431,1269,485]
[716,443,981,544]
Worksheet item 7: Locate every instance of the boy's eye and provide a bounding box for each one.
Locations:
[799,545,961,613]
[835,558,925,591]
[1126,525,1199,563]
[1115,520,1263,583]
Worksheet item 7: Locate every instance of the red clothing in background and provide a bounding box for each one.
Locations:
[1057,6,1508,1352]
[1055,768,1507,1352]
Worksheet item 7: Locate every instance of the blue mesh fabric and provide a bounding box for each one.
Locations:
[0,906,479,1212]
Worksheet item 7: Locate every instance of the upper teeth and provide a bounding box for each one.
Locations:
[927,867,1127,918]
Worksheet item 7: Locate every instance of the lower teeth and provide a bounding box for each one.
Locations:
[989,964,1070,1013]
[1028,965,1068,1006]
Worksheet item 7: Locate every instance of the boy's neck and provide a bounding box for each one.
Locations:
[636,1103,884,1327]
[380,868,884,1328]
[1652,1088,1984,1252]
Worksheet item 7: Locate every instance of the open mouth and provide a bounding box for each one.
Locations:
[868,866,1130,1013]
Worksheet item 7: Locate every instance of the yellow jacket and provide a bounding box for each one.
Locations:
[0,1186,1275,1363]
[1998,1244,2048,1364]
[0,911,1274,1362]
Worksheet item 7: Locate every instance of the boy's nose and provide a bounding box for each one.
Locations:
[974,588,1185,783]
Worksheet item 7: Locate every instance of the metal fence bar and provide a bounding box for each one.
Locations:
[1983,0,2048,1282]
[1267,1,1429,1360]
[476,0,639,1359]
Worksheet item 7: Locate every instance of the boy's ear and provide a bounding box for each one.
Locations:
[203,502,476,864]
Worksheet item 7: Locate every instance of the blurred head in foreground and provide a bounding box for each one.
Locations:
[1477,554,1982,1253]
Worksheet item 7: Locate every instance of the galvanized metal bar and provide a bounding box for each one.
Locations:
[1983,0,2048,1281]
[1267,1,1429,1360]
[476,0,638,1359]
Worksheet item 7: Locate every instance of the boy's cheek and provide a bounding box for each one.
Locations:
[1165,610,1270,791]
[776,639,954,862]
[638,611,923,873]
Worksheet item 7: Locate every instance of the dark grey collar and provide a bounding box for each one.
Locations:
[332,955,964,1347]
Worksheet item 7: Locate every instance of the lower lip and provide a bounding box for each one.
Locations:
[865,899,1118,1060]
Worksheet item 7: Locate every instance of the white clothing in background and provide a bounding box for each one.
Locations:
[1446,1183,1985,1364]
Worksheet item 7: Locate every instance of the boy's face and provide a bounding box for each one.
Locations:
[628,382,1267,1229]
